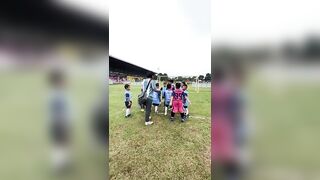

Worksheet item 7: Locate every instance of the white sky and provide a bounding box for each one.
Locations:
[109,0,211,77]
[55,0,320,74]
[212,0,320,46]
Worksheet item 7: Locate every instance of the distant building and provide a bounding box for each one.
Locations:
[109,56,156,84]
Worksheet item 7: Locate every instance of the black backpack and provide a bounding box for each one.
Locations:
[138,79,151,105]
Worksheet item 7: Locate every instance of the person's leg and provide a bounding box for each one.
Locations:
[142,102,146,111]
[128,107,131,116]
[171,111,175,118]
[178,102,185,122]
[155,105,158,113]
[145,98,152,122]
[125,102,130,117]
[51,123,71,171]
[171,101,177,120]
[183,106,189,117]
[180,113,185,122]
[165,106,168,115]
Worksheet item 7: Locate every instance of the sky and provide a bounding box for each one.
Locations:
[56,0,320,75]
[212,0,320,46]
[109,0,211,77]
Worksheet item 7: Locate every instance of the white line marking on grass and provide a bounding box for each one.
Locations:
[188,116,209,120]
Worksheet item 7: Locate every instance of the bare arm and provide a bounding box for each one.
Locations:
[151,80,161,92]
[186,96,191,104]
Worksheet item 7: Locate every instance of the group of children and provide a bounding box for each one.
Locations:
[124,80,191,122]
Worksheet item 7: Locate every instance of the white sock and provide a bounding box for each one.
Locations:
[186,108,189,115]
[52,146,69,170]
[155,106,158,112]
[165,107,168,115]
[126,109,130,116]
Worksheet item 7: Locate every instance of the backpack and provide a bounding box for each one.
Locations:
[138,79,151,105]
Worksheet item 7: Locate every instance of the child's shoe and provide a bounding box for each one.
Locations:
[145,121,154,126]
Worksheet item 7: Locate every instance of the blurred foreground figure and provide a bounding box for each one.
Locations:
[212,63,250,180]
[47,69,72,173]
[91,93,108,147]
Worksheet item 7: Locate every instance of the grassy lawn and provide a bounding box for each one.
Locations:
[109,84,211,179]
[0,70,106,180]
[248,76,320,179]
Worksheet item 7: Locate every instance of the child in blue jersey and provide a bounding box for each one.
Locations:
[169,79,175,90]
[152,83,161,113]
[164,83,173,115]
[182,84,191,117]
[124,84,132,118]
[161,82,167,101]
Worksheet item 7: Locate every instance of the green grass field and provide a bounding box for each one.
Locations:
[3,70,320,180]
[248,75,320,179]
[109,84,211,179]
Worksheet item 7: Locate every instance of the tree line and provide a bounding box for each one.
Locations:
[157,73,211,82]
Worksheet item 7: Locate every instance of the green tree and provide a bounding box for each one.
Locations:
[198,75,204,81]
[192,76,197,81]
[204,73,211,82]
[162,73,169,81]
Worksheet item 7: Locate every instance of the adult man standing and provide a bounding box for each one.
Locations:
[142,73,159,125]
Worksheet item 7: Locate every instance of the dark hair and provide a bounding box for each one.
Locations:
[124,84,130,89]
[169,79,174,83]
[167,83,172,89]
[182,81,187,86]
[183,84,188,88]
[147,72,154,78]
[49,69,64,86]
[175,82,181,89]
[156,83,159,87]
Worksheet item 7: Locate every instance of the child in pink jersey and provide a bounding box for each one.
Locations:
[169,82,190,122]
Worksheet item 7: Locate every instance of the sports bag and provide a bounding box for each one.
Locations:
[138,79,151,105]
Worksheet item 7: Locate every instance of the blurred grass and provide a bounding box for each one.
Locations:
[0,70,106,180]
[109,84,211,179]
[249,75,320,179]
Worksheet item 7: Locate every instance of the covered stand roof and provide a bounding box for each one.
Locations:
[110,56,156,77]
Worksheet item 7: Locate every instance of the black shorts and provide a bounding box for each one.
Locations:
[51,122,69,144]
[184,106,188,108]
[125,101,132,108]
[153,103,160,106]
[165,104,172,108]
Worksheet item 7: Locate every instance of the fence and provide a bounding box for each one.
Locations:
[192,82,211,88]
